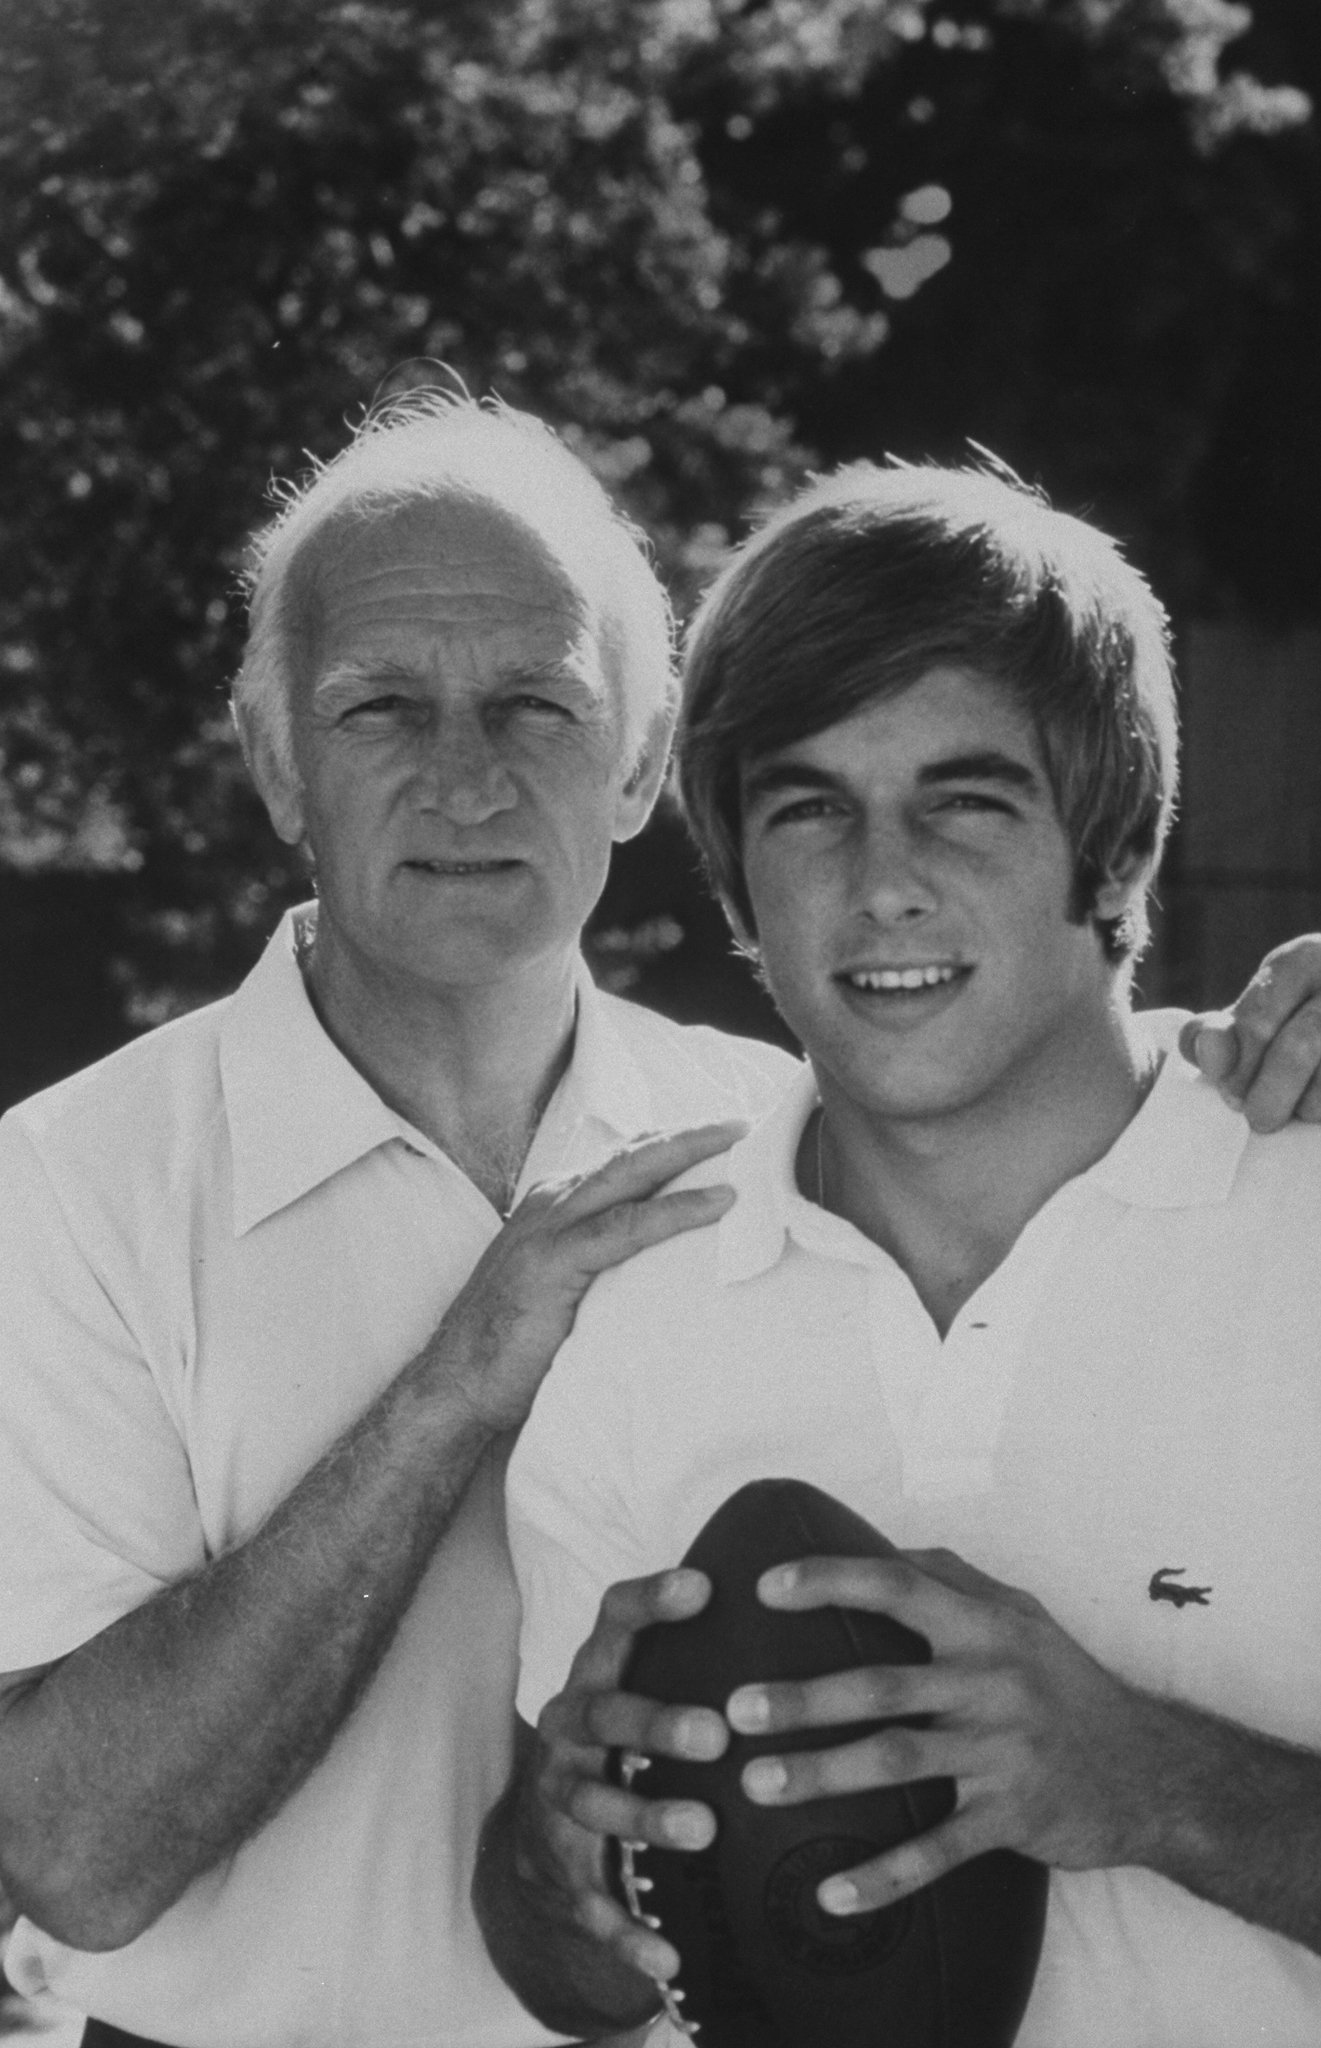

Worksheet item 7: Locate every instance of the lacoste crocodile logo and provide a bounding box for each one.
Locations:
[1148,1567,1212,1608]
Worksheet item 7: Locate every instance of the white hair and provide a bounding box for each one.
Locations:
[233,391,676,786]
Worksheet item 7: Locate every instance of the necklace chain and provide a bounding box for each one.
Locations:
[814,1105,828,1210]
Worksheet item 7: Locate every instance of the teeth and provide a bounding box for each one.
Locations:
[848,964,958,991]
[413,860,505,874]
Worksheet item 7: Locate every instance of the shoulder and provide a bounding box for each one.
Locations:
[1,993,233,1213]
[1143,1048,1321,1239]
[1235,1116,1321,1214]
[518,1211,730,1517]
[595,989,800,1124]
[549,1113,769,1395]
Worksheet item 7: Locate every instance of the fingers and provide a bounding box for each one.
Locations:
[537,1567,725,1863]
[755,1552,970,1644]
[1237,1003,1321,1131]
[739,1719,973,1808]
[557,1569,712,1699]
[1184,936,1321,1128]
[506,1123,746,1279]
[727,1659,949,1738]
[569,1184,737,1271]
[1184,1004,1321,1131]
[1179,1013,1236,1084]
[900,1545,1022,1602]
[553,1757,718,1853]
[547,1675,727,1770]
[576,1692,728,1764]
[442,1129,746,1428]
[521,1124,747,1221]
[815,1808,996,1915]
[574,1883,681,1986]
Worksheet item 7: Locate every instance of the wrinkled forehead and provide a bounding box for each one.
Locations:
[299,492,593,640]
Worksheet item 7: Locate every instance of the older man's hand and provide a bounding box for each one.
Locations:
[434,1123,745,1433]
[1182,934,1321,1131]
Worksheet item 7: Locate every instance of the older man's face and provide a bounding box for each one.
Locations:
[274,495,641,1001]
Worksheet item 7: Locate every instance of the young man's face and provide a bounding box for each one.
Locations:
[739,664,1132,1129]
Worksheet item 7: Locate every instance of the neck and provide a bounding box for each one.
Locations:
[298,913,578,1212]
[810,999,1154,1337]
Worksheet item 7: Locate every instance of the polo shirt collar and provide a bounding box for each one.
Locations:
[548,962,654,1140]
[714,1031,1250,1289]
[221,910,422,1235]
[716,1065,876,1287]
[220,910,655,1235]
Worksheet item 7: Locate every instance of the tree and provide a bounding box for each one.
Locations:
[670,0,1312,606]
[0,0,1310,1094]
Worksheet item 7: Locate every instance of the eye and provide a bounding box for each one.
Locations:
[338,692,413,722]
[933,790,1018,818]
[764,794,845,828]
[506,692,578,721]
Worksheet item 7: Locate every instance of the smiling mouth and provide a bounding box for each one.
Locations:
[403,858,523,876]
[841,964,967,993]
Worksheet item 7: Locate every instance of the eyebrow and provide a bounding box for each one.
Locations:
[503,653,600,696]
[310,651,601,705]
[741,747,1043,803]
[741,761,840,804]
[916,750,1042,793]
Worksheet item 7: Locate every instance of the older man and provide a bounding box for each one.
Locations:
[0,399,1316,2048]
[0,397,797,2048]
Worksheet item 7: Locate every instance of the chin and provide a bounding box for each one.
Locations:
[856,1082,983,1125]
[806,1027,971,1113]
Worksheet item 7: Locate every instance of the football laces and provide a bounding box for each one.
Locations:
[617,1749,701,2039]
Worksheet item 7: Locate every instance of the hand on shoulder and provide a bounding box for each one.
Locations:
[1180,934,1321,1132]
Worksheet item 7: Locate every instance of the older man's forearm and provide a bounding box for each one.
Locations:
[0,1128,745,1954]
[0,1349,497,1952]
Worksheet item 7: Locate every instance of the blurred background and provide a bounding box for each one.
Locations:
[2,0,1319,1111]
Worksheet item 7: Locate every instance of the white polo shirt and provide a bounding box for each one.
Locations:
[510,1048,1321,2048]
[0,908,795,2048]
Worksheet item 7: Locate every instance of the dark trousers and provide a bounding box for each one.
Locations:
[81,2023,177,2047]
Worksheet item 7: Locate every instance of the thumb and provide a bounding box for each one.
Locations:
[1180,1015,1239,1088]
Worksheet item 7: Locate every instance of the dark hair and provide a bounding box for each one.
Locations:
[676,460,1178,964]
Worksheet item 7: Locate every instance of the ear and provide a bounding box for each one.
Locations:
[611,704,675,844]
[1092,848,1149,925]
[232,698,306,848]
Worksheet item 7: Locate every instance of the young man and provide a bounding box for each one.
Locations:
[478,462,1321,2046]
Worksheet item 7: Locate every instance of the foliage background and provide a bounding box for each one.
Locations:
[1,0,1318,1106]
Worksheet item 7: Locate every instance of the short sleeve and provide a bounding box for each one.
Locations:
[507,1288,648,1726]
[0,1115,206,1669]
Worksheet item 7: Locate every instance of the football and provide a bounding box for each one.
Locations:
[613,1478,1047,2047]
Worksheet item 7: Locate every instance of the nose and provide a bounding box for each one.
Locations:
[416,709,517,825]
[852,816,939,925]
